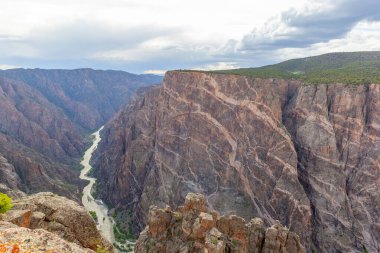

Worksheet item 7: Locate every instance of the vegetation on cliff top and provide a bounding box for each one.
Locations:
[206,51,380,85]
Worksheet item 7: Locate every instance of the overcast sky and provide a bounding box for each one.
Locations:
[0,0,379,74]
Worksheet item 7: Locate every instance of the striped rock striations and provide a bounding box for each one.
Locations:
[94,71,380,252]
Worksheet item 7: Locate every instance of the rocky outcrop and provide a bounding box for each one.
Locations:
[0,69,161,198]
[0,192,113,252]
[0,221,94,253]
[135,193,305,253]
[94,71,380,252]
[0,184,26,199]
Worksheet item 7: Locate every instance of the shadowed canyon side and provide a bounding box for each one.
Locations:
[0,69,163,130]
[94,71,380,252]
[0,69,162,199]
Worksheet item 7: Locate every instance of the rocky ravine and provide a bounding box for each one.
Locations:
[94,71,380,252]
[0,69,161,199]
[0,192,113,253]
[135,192,305,253]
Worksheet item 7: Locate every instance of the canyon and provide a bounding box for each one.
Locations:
[94,70,380,252]
[0,52,379,253]
[0,69,162,198]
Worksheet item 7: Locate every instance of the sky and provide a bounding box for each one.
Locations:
[0,0,380,74]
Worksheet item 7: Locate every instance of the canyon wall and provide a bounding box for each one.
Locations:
[94,71,379,252]
[0,69,161,198]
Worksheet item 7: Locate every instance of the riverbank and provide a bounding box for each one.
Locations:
[79,126,115,243]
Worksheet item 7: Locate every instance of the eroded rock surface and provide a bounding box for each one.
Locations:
[135,193,305,253]
[94,71,380,252]
[0,192,113,252]
[0,221,95,253]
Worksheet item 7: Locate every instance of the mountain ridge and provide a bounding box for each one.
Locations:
[205,51,380,85]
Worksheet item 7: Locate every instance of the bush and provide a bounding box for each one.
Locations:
[89,211,98,222]
[0,192,13,214]
[96,245,109,253]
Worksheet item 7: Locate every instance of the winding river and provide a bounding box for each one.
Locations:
[79,126,115,243]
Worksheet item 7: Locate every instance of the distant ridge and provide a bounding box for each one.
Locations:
[213,51,380,85]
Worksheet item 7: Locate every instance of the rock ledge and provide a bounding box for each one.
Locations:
[0,192,113,253]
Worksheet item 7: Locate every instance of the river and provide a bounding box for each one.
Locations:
[79,126,115,243]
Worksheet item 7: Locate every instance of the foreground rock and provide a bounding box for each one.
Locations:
[135,193,305,253]
[0,192,113,252]
[0,221,94,253]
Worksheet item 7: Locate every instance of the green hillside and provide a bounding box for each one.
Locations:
[214,51,380,85]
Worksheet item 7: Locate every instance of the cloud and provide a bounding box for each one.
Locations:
[240,0,380,51]
[192,62,239,71]
[143,69,167,75]
[278,21,380,61]
[0,0,380,73]
[0,20,182,72]
[28,21,180,59]
[0,64,19,70]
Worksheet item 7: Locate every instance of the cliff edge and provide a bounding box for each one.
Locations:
[0,192,113,253]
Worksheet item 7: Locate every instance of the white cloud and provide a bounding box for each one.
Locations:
[277,21,380,61]
[0,64,19,70]
[192,62,239,71]
[0,0,379,73]
[143,70,167,75]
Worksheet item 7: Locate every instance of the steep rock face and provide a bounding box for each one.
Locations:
[0,77,84,161]
[0,192,113,252]
[94,71,380,252]
[0,77,84,196]
[0,69,161,198]
[282,84,380,252]
[135,193,305,253]
[0,154,23,192]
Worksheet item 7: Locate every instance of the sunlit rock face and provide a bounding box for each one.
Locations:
[95,71,380,252]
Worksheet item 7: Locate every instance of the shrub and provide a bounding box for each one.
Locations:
[96,245,109,253]
[0,192,12,214]
[89,211,98,222]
